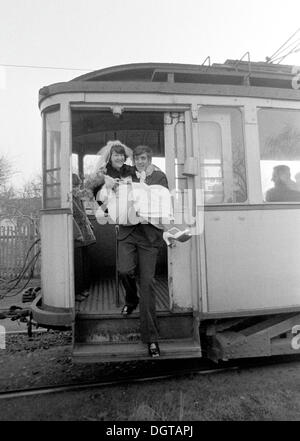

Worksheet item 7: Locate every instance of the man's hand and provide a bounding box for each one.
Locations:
[146,164,160,176]
[146,164,155,176]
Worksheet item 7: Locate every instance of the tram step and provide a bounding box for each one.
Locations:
[72,338,202,363]
[75,312,195,343]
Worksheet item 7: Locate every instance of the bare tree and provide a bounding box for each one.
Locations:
[0,155,14,193]
[264,124,300,159]
[232,141,247,203]
[19,175,42,199]
[0,172,42,223]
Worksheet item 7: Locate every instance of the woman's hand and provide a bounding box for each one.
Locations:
[85,173,105,189]
[105,175,117,190]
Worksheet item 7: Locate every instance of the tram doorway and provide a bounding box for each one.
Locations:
[71,110,169,316]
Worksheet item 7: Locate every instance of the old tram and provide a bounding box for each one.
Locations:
[31,60,300,362]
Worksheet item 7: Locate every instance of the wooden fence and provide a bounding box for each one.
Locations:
[0,223,40,279]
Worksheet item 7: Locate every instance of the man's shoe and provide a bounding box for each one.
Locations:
[148,342,160,358]
[121,302,138,316]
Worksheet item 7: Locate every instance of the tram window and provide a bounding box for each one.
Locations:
[44,110,61,208]
[72,154,79,175]
[84,155,98,176]
[152,157,165,173]
[258,109,300,202]
[198,107,247,204]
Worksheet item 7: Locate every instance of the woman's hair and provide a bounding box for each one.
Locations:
[109,143,126,160]
[93,140,133,175]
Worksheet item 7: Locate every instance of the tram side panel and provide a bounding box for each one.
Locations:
[204,208,300,313]
[40,212,74,309]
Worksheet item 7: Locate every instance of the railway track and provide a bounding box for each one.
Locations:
[0,366,238,400]
[3,329,46,335]
[0,354,299,401]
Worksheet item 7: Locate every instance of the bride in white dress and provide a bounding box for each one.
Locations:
[88,141,191,245]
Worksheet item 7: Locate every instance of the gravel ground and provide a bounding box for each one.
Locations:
[0,329,299,421]
[0,330,213,390]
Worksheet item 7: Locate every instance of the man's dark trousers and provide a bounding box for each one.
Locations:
[118,223,163,343]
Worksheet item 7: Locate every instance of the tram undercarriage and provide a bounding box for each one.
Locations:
[200,313,300,362]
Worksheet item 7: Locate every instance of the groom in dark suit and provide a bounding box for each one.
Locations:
[118,145,168,357]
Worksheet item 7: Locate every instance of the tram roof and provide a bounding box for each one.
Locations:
[39,60,300,105]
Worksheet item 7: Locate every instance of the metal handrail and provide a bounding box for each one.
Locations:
[201,56,211,66]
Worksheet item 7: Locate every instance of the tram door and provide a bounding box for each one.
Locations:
[196,107,249,313]
[164,112,200,313]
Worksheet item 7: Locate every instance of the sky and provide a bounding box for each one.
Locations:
[0,0,300,188]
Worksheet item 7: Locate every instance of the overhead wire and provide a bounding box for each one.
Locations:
[268,38,300,62]
[267,27,300,62]
[273,38,300,59]
[0,63,93,71]
[273,44,300,64]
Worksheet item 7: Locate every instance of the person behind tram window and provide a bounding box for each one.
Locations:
[265,165,300,202]
[294,172,300,191]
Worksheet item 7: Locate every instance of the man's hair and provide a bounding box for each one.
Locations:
[295,172,300,181]
[133,145,153,160]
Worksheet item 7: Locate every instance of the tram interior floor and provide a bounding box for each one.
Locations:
[76,276,170,315]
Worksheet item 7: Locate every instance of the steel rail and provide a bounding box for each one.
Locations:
[2,329,47,335]
[0,366,238,400]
